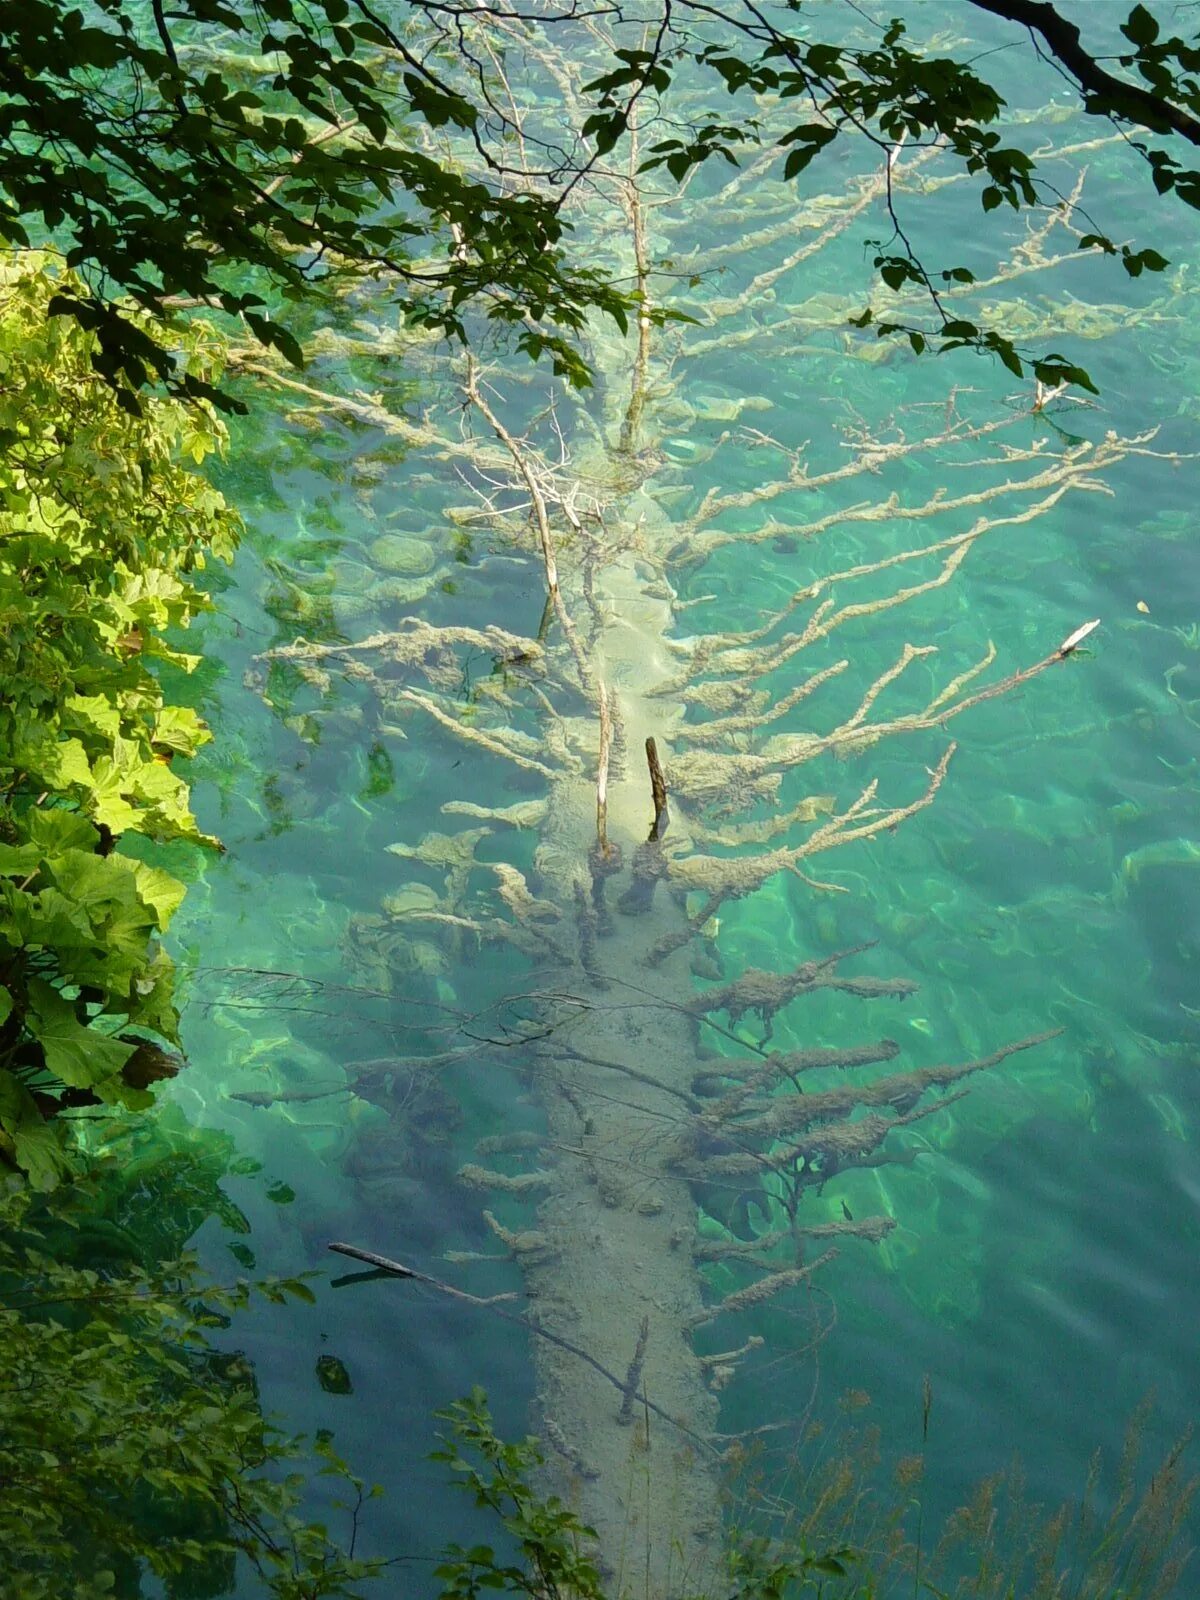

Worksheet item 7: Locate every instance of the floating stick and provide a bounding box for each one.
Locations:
[1058,617,1101,655]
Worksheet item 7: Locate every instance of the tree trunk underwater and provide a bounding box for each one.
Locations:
[243,24,1172,1585]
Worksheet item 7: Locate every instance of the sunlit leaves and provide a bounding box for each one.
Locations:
[2,0,1196,403]
[0,258,239,1184]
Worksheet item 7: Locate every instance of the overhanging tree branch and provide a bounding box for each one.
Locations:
[967,0,1200,144]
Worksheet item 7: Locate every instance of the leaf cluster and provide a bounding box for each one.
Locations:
[6,3,1200,400]
[0,255,240,1186]
[431,1387,607,1600]
[587,4,1191,390]
[430,1390,1193,1600]
[0,1164,380,1600]
[0,0,640,403]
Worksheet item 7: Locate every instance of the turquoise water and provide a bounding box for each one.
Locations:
[147,8,1200,1588]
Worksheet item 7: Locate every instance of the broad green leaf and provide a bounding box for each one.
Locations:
[130,862,187,931]
[0,1070,71,1187]
[65,692,122,741]
[26,979,136,1090]
[51,738,94,791]
[152,705,211,755]
[127,950,179,1041]
[87,757,140,834]
[13,1112,73,1191]
[26,809,100,853]
[0,842,42,876]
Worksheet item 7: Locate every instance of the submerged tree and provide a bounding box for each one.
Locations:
[236,23,1183,1589]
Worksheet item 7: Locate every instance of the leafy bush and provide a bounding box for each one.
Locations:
[0,253,240,1185]
[0,1144,384,1600]
[432,1387,607,1600]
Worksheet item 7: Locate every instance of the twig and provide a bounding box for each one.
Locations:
[597,678,613,852]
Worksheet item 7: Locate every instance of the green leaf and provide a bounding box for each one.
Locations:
[52,739,94,792]
[1121,4,1159,47]
[86,758,140,835]
[0,1069,72,1187]
[130,863,187,932]
[783,146,818,180]
[26,980,136,1091]
[13,1113,73,1191]
[65,692,122,742]
[26,810,100,854]
[152,705,211,756]
[127,951,179,1040]
[0,842,42,877]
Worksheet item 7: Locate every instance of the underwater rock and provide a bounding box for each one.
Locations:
[330,558,377,595]
[369,532,436,576]
[374,574,439,606]
[380,882,440,918]
[316,1354,354,1395]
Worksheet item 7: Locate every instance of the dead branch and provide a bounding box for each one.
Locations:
[617,1315,651,1425]
[685,947,917,1028]
[687,1251,838,1328]
[645,735,669,841]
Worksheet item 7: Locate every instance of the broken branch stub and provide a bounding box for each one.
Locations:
[646,735,669,841]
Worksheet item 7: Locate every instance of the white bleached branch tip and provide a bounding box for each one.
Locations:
[1058,618,1101,657]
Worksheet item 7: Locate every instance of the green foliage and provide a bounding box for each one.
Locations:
[430,1392,866,1600]
[586,1,1200,389]
[0,254,240,1185]
[627,5,1192,388]
[430,1392,1194,1600]
[0,1158,383,1600]
[0,0,639,403]
[431,1388,606,1600]
[3,4,1200,400]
